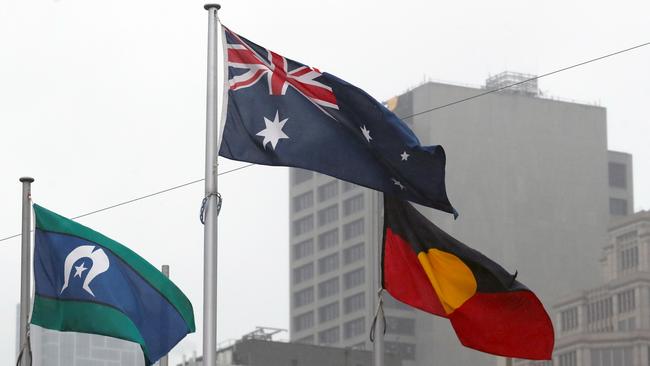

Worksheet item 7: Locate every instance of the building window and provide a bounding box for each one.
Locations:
[344,292,365,314]
[558,350,577,366]
[293,311,314,332]
[317,205,339,226]
[293,169,313,185]
[318,229,339,251]
[343,317,365,339]
[293,287,314,308]
[618,317,636,331]
[617,289,635,313]
[385,341,416,360]
[343,194,364,216]
[343,243,365,265]
[293,191,314,213]
[344,268,365,290]
[293,263,314,285]
[591,347,632,366]
[342,181,358,192]
[386,316,416,336]
[610,198,629,216]
[318,253,340,275]
[587,297,613,323]
[293,215,314,236]
[560,307,579,332]
[318,302,339,323]
[609,162,627,188]
[318,277,339,299]
[343,219,364,240]
[618,245,638,272]
[318,180,339,202]
[383,293,413,311]
[318,327,339,345]
[293,239,314,260]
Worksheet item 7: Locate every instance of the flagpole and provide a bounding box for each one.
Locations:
[203,4,220,366]
[160,264,170,366]
[18,177,34,366]
[373,192,385,366]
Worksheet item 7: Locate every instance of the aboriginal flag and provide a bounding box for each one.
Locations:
[382,196,554,360]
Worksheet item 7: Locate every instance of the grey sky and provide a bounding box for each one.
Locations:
[1,0,648,364]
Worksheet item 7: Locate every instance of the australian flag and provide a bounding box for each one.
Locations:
[219,26,457,216]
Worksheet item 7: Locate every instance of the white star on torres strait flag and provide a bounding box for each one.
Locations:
[257,111,290,150]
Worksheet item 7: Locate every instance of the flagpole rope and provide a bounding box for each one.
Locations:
[0,164,253,244]
[14,326,32,366]
[369,288,387,342]
[2,41,648,245]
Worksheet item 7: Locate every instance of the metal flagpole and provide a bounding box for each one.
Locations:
[374,304,385,366]
[160,265,170,366]
[372,192,385,366]
[19,177,34,366]
[203,4,220,366]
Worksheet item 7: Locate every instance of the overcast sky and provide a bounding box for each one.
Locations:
[1,0,649,364]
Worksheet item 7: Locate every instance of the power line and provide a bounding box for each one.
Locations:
[400,41,650,119]
[2,41,648,244]
[0,163,254,243]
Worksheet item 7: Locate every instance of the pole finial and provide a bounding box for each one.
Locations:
[204,3,221,10]
[19,177,34,183]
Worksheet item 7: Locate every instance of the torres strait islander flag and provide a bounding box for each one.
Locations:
[382,196,554,360]
[31,205,195,365]
[218,26,457,217]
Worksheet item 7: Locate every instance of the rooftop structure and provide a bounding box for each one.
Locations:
[485,71,539,96]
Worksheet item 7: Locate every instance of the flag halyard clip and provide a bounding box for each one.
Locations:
[200,192,223,224]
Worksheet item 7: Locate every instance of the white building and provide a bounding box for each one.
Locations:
[516,211,650,366]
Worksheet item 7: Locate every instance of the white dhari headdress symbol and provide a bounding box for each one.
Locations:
[60,245,110,297]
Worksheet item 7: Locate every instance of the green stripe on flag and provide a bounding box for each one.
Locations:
[33,204,195,332]
[31,295,151,363]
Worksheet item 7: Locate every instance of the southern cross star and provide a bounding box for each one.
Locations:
[360,125,372,142]
[74,262,88,278]
[392,178,405,190]
[400,151,410,161]
[257,111,290,150]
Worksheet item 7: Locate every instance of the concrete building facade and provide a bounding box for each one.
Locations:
[289,72,612,366]
[517,210,650,366]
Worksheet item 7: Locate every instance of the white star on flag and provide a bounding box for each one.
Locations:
[400,151,410,161]
[73,262,88,278]
[392,178,405,190]
[257,111,290,150]
[360,125,372,142]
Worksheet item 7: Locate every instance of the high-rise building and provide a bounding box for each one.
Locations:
[517,210,650,366]
[289,74,613,366]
